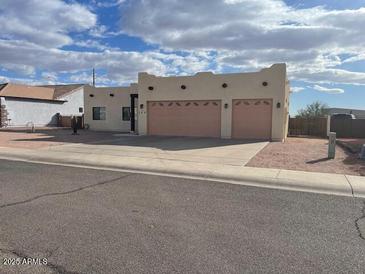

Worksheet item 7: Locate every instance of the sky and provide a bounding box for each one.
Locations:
[0,0,364,115]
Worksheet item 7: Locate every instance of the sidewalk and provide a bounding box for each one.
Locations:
[0,146,364,198]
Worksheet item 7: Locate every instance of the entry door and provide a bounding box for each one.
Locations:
[147,100,221,137]
[232,99,272,140]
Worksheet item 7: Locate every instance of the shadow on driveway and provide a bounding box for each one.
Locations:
[4,128,268,151]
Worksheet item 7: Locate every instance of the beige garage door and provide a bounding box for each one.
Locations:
[232,99,272,140]
[148,100,221,137]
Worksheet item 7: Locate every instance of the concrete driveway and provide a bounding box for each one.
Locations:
[46,135,269,166]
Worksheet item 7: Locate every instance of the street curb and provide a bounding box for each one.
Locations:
[346,175,365,198]
[0,149,359,198]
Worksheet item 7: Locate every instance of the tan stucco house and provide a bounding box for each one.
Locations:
[84,63,290,141]
[84,85,138,132]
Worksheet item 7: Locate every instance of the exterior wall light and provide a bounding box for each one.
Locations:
[276,102,281,108]
[262,81,268,86]
[109,93,114,97]
[222,83,228,88]
[224,103,229,109]
[89,94,94,97]
[140,104,144,109]
[181,85,186,90]
[148,86,154,91]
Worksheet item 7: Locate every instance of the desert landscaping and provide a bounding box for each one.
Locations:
[247,137,365,176]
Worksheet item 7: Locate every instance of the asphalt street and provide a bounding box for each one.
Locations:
[0,159,364,274]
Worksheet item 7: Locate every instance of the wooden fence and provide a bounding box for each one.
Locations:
[289,117,365,138]
[58,115,84,129]
[330,119,365,138]
[288,117,328,137]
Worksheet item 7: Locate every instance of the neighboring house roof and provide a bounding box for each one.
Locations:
[324,108,365,118]
[0,83,7,91]
[0,83,56,101]
[0,83,86,102]
[40,84,84,99]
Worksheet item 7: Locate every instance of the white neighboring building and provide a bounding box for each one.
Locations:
[0,83,86,127]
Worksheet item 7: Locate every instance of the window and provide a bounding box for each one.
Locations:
[122,107,131,121]
[93,107,106,120]
[79,107,83,113]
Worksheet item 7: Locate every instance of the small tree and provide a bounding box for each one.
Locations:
[296,101,329,118]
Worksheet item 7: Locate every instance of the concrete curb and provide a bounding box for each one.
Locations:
[346,175,365,198]
[0,147,363,198]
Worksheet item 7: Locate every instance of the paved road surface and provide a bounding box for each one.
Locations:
[0,159,364,273]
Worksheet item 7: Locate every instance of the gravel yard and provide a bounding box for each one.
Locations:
[338,138,365,154]
[247,137,365,176]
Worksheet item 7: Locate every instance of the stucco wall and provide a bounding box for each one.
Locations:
[57,87,84,116]
[1,88,84,127]
[3,98,64,127]
[84,86,132,132]
[138,63,289,141]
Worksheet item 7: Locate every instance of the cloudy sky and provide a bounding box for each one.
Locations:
[0,0,364,114]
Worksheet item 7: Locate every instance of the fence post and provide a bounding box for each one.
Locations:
[360,145,365,159]
[326,115,331,137]
[328,132,336,159]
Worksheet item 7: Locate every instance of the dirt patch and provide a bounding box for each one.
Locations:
[337,138,365,154]
[247,137,365,176]
[0,128,124,149]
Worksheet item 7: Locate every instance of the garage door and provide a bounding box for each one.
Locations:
[232,99,272,140]
[148,100,221,137]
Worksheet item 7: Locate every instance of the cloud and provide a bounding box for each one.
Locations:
[291,87,305,93]
[41,71,58,83]
[89,25,109,38]
[343,54,365,63]
[0,75,9,83]
[118,0,365,85]
[0,0,97,47]
[0,0,213,85]
[119,0,364,51]
[0,39,212,85]
[312,85,345,94]
[0,39,164,83]
[1,0,365,87]
[1,63,35,76]
[73,39,111,51]
[93,0,126,8]
[292,68,365,86]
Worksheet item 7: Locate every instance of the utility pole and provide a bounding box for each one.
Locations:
[92,68,95,87]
